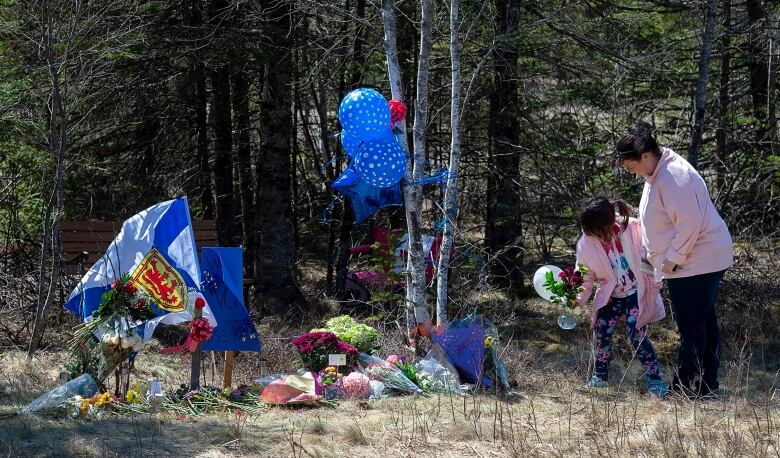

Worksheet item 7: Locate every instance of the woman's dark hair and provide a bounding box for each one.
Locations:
[614,122,661,162]
[578,197,633,241]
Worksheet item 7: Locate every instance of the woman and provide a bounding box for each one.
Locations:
[614,123,733,398]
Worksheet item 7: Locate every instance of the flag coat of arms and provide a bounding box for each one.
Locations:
[64,197,217,339]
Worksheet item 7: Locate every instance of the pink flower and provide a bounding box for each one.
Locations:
[386,355,399,365]
[341,372,371,398]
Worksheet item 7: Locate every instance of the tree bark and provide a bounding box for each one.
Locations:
[190,0,214,219]
[254,0,305,315]
[231,60,255,269]
[436,0,462,327]
[715,0,731,195]
[406,0,434,339]
[486,0,523,294]
[382,0,431,342]
[334,0,367,298]
[210,0,238,246]
[29,0,68,357]
[688,0,718,168]
[745,0,771,149]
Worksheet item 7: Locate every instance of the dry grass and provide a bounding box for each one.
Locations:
[3,301,780,457]
[2,250,779,456]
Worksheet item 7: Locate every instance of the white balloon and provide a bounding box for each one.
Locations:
[532,265,563,302]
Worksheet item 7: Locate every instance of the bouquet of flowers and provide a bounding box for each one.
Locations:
[358,353,421,393]
[386,354,422,387]
[340,372,371,399]
[312,315,381,354]
[68,392,120,418]
[291,331,358,372]
[414,358,461,394]
[542,265,589,309]
[318,366,343,386]
[67,275,157,383]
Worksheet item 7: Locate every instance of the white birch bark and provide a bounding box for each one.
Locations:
[435,0,461,327]
[406,0,434,333]
[382,0,432,341]
[382,0,416,338]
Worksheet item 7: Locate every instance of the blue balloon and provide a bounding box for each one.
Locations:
[353,132,407,188]
[333,163,403,223]
[332,163,359,188]
[338,88,390,140]
[340,129,361,158]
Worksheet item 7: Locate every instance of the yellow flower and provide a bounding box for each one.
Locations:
[484,336,495,348]
[94,392,113,408]
[79,399,90,417]
[126,390,140,404]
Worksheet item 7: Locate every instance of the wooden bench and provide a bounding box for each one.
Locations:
[60,220,219,275]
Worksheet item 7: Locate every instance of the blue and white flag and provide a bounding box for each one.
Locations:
[64,197,217,339]
[200,247,261,352]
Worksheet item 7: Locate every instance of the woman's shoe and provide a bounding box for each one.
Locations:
[584,375,609,389]
[646,378,669,398]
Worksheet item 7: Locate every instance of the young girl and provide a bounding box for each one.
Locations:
[575,197,668,397]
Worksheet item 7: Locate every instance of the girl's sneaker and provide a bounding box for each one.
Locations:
[646,378,669,398]
[585,375,608,388]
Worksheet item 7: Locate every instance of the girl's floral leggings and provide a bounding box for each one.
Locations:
[593,292,661,381]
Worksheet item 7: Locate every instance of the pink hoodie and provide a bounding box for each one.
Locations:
[576,218,666,328]
[639,148,733,281]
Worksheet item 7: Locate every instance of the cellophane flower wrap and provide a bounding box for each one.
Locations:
[543,265,589,309]
[357,352,421,393]
[291,331,358,372]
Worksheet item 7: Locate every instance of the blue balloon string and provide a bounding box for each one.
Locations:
[320,154,344,176]
[321,195,344,224]
[434,200,458,231]
[410,168,450,186]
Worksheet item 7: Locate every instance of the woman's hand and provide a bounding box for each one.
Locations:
[660,259,678,274]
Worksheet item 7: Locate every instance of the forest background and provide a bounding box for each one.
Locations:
[0,0,779,365]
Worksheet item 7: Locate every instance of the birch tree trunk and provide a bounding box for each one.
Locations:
[382,0,431,344]
[688,0,718,168]
[435,0,461,327]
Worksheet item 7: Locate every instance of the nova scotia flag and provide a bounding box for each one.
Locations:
[64,197,216,339]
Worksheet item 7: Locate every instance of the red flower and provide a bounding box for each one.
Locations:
[194,297,206,309]
[558,271,567,280]
[132,298,146,310]
[122,281,137,294]
[388,100,407,128]
[335,340,358,355]
[111,279,120,289]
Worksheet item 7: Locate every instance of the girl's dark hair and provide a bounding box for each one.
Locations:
[578,197,633,241]
[615,122,661,162]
